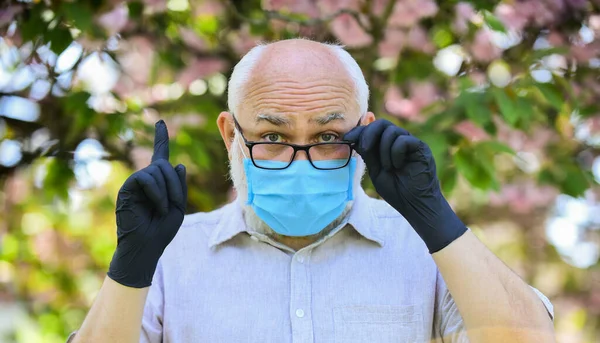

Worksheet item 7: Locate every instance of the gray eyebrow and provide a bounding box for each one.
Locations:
[311,113,345,125]
[255,114,293,126]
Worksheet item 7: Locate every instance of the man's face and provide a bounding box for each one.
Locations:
[219,40,373,210]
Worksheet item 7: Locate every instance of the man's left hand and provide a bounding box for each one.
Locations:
[344,119,467,253]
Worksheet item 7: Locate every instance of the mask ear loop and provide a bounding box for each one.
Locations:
[234,129,249,160]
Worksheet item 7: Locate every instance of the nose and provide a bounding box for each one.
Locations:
[293,150,309,161]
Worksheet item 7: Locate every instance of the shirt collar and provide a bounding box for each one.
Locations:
[208,187,384,248]
[346,187,384,246]
[208,200,248,248]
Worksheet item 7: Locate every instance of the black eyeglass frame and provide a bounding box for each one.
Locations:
[232,115,361,170]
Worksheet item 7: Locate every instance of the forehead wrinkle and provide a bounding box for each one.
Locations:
[243,82,355,105]
[244,78,354,97]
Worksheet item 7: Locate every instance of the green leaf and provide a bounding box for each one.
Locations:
[531,47,570,60]
[46,26,73,54]
[194,14,219,35]
[440,167,457,196]
[476,141,515,155]
[563,166,590,197]
[128,1,144,19]
[454,147,496,190]
[419,133,447,169]
[578,104,599,118]
[43,158,74,200]
[62,92,95,144]
[431,26,454,48]
[395,51,436,80]
[482,10,506,33]
[493,88,518,126]
[483,120,497,135]
[61,2,94,31]
[463,92,491,127]
[536,83,563,110]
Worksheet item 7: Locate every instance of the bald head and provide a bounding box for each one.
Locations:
[249,39,351,85]
[227,39,369,122]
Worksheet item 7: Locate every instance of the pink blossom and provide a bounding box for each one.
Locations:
[269,18,288,32]
[229,24,262,56]
[587,117,600,134]
[571,45,597,63]
[378,28,405,58]
[179,27,209,51]
[176,58,227,87]
[371,0,390,16]
[407,26,435,53]
[454,120,490,142]
[388,2,420,28]
[97,3,129,36]
[384,86,423,121]
[411,81,438,109]
[317,0,360,15]
[469,71,487,86]
[469,29,503,62]
[0,5,22,27]
[193,0,224,17]
[589,15,600,31]
[547,31,566,46]
[490,181,558,213]
[452,2,476,34]
[143,0,167,13]
[262,0,320,18]
[117,36,155,85]
[495,4,528,31]
[330,13,372,47]
[416,0,438,18]
[131,146,153,171]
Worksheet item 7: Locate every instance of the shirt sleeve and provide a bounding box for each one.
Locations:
[141,260,165,343]
[432,269,554,343]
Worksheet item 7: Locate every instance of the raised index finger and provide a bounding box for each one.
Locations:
[152,120,169,162]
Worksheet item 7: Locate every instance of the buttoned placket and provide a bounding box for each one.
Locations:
[247,222,351,343]
[290,247,314,343]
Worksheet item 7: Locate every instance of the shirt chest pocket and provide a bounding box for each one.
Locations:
[333,305,424,343]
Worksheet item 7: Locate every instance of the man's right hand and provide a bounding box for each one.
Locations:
[107,120,188,288]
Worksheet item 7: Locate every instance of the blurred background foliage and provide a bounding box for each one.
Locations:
[0,0,599,342]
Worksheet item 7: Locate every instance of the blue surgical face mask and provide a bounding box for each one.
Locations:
[238,139,356,236]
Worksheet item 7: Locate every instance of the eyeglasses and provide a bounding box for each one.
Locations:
[232,115,361,170]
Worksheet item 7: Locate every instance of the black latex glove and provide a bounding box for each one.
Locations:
[108,120,188,288]
[344,119,466,253]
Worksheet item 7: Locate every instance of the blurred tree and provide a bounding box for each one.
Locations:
[0,0,599,342]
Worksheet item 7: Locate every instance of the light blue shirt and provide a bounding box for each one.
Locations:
[70,187,553,342]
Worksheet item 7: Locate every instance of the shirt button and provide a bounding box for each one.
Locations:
[296,255,304,263]
[250,235,259,242]
[295,309,305,318]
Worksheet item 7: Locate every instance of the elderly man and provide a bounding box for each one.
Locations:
[70,39,555,343]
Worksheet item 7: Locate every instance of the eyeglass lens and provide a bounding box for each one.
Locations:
[252,143,351,169]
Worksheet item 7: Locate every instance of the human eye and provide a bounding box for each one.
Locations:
[318,133,340,143]
[261,133,284,143]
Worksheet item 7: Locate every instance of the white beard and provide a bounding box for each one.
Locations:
[228,131,367,236]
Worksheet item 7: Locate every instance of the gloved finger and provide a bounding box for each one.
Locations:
[133,171,167,215]
[380,125,406,170]
[152,120,170,163]
[391,135,423,170]
[358,119,395,155]
[154,159,184,207]
[174,164,187,211]
[343,125,366,144]
[145,165,169,214]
